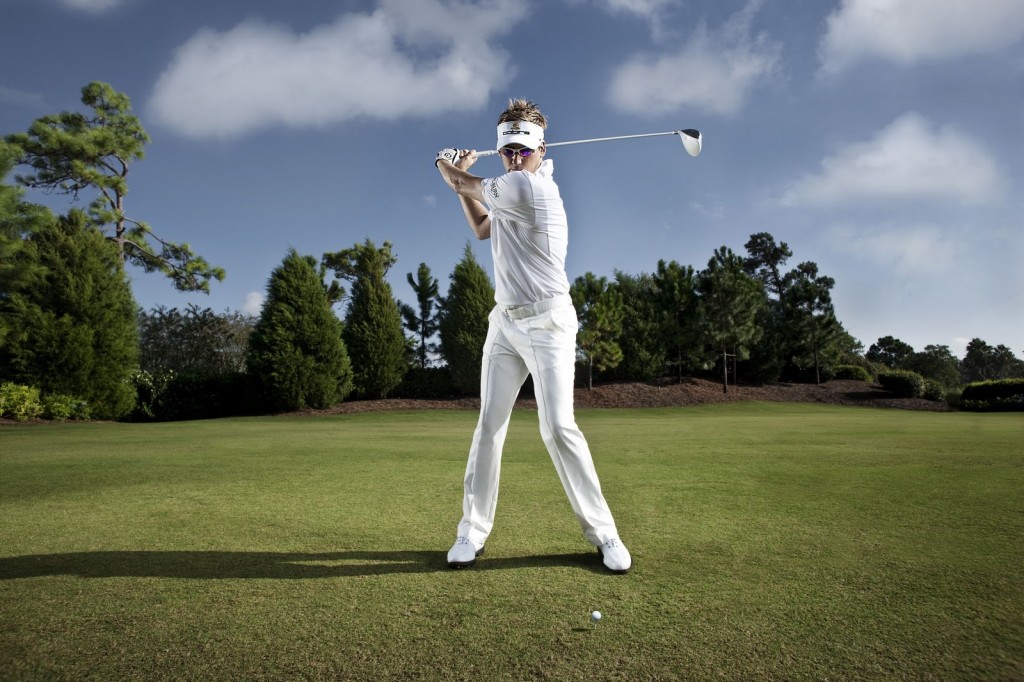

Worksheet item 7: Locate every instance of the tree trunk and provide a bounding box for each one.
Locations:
[722,348,728,394]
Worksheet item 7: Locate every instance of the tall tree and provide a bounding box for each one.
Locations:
[246,249,352,411]
[438,244,494,395]
[744,232,792,300]
[653,259,702,383]
[782,261,841,384]
[0,209,138,418]
[5,81,224,292]
[570,273,624,389]
[866,335,915,369]
[323,239,407,399]
[138,304,255,374]
[905,344,961,389]
[400,262,440,369]
[960,338,1024,383]
[697,247,765,392]
[610,271,666,382]
[0,143,49,350]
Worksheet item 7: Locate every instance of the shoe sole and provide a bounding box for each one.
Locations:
[447,546,485,569]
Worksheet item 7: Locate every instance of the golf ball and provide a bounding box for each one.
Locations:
[591,610,602,622]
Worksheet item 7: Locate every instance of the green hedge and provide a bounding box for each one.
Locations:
[877,370,925,398]
[833,365,873,382]
[960,379,1024,412]
[127,370,264,422]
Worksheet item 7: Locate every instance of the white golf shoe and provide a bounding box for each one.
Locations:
[597,538,632,574]
[447,536,484,568]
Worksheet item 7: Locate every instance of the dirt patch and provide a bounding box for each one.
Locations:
[297,378,951,416]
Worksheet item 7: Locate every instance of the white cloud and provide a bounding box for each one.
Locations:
[606,1,781,116]
[819,0,1024,75]
[242,291,265,315]
[60,0,125,12]
[148,0,528,139]
[781,112,1005,207]
[0,85,45,108]
[826,223,960,273]
[593,0,678,16]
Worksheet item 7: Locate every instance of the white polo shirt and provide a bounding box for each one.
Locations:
[481,160,571,307]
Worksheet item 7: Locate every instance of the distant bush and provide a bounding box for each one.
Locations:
[128,368,176,421]
[833,365,873,382]
[960,379,1024,412]
[0,382,44,421]
[877,370,925,398]
[395,366,455,400]
[922,380,946,402]
[42,393,91,421]
[127,369,264,421]
[157,371,263,421]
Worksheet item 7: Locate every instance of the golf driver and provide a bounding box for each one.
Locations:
[475,128,702,159]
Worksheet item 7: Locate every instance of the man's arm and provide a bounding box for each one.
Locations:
[436,151,491,240]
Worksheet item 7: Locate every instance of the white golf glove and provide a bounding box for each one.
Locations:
[435,148,460,167]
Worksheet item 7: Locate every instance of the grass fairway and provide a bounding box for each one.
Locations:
[1,403,1022,680]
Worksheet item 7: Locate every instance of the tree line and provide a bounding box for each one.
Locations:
[2,82,1021,421]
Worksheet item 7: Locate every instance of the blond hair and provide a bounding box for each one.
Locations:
[497,98,547,129]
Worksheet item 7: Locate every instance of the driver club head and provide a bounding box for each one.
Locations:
[679,129,702,157]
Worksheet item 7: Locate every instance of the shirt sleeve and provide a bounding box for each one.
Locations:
[481,172,535,214]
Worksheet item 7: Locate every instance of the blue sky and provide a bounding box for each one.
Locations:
[2,0,1022,358]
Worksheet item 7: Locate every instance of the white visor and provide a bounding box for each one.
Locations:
[497,120,545,150]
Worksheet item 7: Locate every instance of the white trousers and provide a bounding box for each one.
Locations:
[456,294,620,548]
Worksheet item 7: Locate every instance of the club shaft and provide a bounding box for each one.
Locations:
[476,129,696,157]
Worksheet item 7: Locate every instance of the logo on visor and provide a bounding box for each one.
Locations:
[502,122,532,137]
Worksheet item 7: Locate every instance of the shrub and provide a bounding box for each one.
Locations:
[877,370,925,398]
[959,379,1024,412]
[128,368,176,421]
[0,382,44,421]
[922,380,946,402]
[833,365,872,382]
[42,393,91,421]
[157,371,263,421]
[395,366,455,400]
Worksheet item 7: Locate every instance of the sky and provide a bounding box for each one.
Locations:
[2,0,1022,358]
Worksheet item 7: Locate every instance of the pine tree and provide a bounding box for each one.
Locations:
[697,247,765,392]
[782,261,841,384]
[608,271,665,382]
[246,249,352,411]
[5,82,224,292]
[323,239,407,399]
[571,273,624,389]
[653,259,703,382]
[400,262,440,368]
[438,244,494,395]
[0,209,138,418]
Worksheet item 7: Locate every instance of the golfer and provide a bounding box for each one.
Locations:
[435,99,631,574]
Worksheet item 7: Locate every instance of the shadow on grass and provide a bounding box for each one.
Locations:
[0,550,605,579]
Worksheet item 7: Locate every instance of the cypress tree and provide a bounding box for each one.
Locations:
[1,209,138,418]
[438,244,494,395]
[247,249,352,411]
[323,239,407,399]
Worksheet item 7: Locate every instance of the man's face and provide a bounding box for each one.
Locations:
[499,143,545,172]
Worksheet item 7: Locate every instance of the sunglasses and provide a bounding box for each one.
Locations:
[499,147,537,159]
